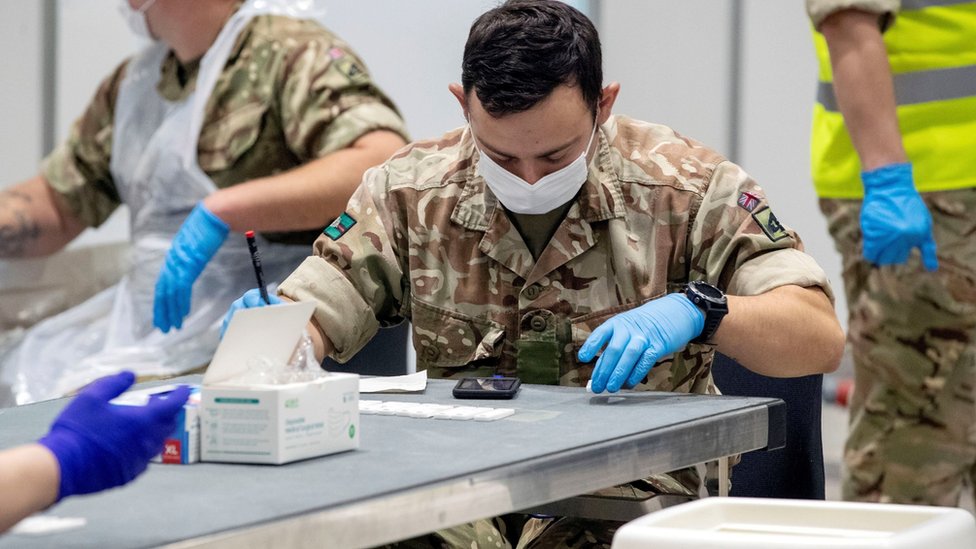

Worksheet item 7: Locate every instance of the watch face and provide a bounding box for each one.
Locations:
[692,281,724,299]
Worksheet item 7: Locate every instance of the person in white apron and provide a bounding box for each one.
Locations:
[0,0,408,404]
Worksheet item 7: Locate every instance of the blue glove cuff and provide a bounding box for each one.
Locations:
[861,162,913,192]
[671,293,706,340]
[193,203,230,237]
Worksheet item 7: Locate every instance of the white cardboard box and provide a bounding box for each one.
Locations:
[112,384,202,464]
[610,497,976,549]
[200,302,359,465]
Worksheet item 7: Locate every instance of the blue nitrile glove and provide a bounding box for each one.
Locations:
[153,203,230,333]
[860,163,938,271]
[37,371,191,501]
[578,293,705,394]
[220,288,283,339]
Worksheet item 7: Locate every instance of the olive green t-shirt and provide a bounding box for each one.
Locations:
[508,200,575,260]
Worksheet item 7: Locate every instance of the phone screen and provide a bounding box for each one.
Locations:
[457,377,518,391]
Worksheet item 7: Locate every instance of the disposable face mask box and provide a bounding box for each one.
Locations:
[200,301,359,465]
[112,384,202,464]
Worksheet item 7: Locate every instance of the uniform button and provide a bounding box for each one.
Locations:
[530,314,548,332]
[423,346,440,360]
[525,285,540,299]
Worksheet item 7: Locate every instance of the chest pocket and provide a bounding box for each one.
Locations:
[411,299,505,378]
[197,100,268,173]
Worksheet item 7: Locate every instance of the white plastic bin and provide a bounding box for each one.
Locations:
[611,497,976,549]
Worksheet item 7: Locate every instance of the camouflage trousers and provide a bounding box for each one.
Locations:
[820,189,976,506]
[377,514,621,549]
[378,469,707,548]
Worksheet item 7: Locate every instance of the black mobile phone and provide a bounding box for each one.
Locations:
[452,376,521,399]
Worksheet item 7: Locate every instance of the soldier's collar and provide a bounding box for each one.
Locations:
[576,122,627,223]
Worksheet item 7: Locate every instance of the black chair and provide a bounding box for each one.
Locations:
[711,352,825,499]
[323,322,410,376]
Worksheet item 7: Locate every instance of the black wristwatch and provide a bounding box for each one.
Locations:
[685,281,728,344]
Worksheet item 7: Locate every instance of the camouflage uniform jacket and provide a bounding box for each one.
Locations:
[280,115,833,391]
[42,14,408,245]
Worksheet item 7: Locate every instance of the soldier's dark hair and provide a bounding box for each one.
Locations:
[461,0,602,117]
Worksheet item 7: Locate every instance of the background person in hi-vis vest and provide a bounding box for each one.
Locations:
[808,0,976,506]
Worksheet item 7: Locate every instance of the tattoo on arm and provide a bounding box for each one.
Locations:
[0,190,41,257]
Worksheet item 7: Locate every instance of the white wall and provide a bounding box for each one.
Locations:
[0,3,45,184]
[601,0,734,155]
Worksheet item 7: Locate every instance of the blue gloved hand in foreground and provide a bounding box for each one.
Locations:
[37,371,191,501]
[153,203,230,333]
[860,163,938,271]
[579,293,704,393]
[221,288,283,339]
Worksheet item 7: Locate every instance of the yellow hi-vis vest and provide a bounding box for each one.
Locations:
[811,1,976,198]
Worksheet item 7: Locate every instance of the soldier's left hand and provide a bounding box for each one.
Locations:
[153,203,230,333]
[579,293,704,393]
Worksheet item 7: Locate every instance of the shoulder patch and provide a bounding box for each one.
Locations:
[323,212,357,240]
[752,207,788,242]
[737,191,761,213]
[334,56,368,84]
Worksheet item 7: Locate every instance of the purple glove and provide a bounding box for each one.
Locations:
[579,293,704,393]
[38,371,190,501]
[860,163,938,270]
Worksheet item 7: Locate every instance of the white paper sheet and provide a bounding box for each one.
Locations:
[10,516,87,535]
[358,370,427,393]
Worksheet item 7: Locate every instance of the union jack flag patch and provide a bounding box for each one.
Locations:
[737,191,761,212]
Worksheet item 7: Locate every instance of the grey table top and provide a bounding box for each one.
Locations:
[0,377,782,549]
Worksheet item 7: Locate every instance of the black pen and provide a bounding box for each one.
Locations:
[245,230,270,305]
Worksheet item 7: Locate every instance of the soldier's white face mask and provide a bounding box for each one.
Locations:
[118,0,158,40]
[473,121,598,215]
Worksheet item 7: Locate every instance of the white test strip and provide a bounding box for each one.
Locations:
[473,407,514,421]
[359,401,515,421]
[432,406,483,420]
[404,404,454,418]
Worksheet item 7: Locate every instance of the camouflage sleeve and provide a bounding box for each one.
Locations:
[277,164,407,362]
[277,27,409,161]
[806,0,899,29]
[689,161,835,303]
[39,60,126,228]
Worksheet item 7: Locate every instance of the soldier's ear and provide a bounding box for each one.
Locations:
[597,83,620,125]
[448,83,468,118]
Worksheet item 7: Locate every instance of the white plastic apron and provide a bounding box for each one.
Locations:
[0,0,319,404]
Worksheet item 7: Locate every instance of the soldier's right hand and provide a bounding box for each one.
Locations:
[860,163,938,270]
[221,288,283,338]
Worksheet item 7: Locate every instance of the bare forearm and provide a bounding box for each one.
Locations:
[278,295,336,362]
[821,9,906,170]
[0,176,86,258]
[714,285,844,377]
[203,130,405,232]
[0,444,60,533]
[307,317,335,363]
